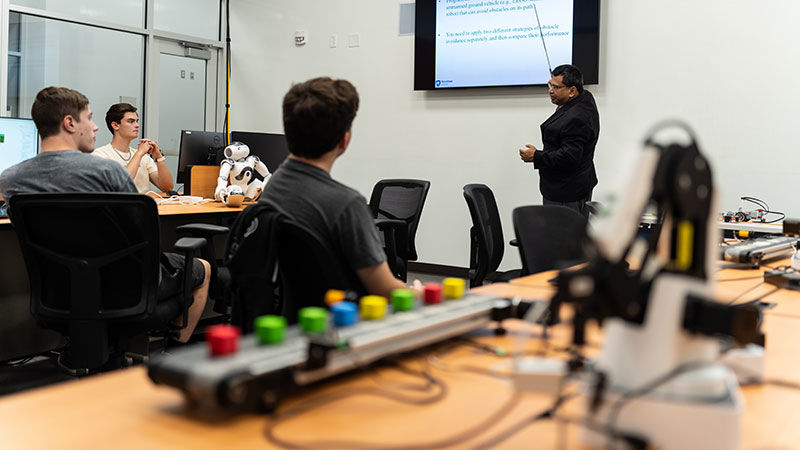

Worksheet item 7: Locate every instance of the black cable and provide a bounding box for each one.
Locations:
[553,415,650,450]
[727,285,780,306]
[764,211,786,224]
[717,275,765,282]
[739,196,785,223]
[0,356,34,367]
[741,196,768,211]
[764,378,800,390]
[473,375,577,449]
[725,281,766,305]
[264,360,522,449]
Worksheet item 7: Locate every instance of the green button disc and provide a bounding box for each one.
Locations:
[391,289,415,311]
[299,307,328,333]
[254,315,286,345]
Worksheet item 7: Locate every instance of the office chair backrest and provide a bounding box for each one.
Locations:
[10,193,160,321]
[368,179,430,261]
[10,193,163,370]
[512,205,588,275]
[463,184,505,287]
[277,218,364,323]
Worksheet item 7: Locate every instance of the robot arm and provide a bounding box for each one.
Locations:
[239,156,270,201]
[551,123,762,347]
[248,156,271,181]
[215,159,234,202]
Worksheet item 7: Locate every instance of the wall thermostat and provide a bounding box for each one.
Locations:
[295,30,307,46]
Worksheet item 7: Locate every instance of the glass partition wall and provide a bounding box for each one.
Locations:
[2,0,224,156]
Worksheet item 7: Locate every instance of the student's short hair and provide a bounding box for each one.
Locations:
[105,103,138,133]
[282,77,360,159]
[30,87,90,140]
[552,64,584,93]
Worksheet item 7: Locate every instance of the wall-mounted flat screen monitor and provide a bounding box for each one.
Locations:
[176,130,226,184]
[414,0,600,90]
[0,117,39,175]
[230,131,290,174]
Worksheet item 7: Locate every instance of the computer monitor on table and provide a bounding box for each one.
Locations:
[230,131,289,174]
[0,117,39,176]
[176,130,226,184]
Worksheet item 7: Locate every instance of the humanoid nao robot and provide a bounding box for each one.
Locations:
[214,142,271,204]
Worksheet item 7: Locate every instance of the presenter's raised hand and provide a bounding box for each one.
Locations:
[519,144,537,162]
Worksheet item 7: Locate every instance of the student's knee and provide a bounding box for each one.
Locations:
[198,258,211,284]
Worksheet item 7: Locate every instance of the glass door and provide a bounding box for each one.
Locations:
[147,38,220,187]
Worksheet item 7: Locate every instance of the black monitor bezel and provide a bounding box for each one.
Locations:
[176,130,226,185]
[229,131,290,174]
[414,0,600,91]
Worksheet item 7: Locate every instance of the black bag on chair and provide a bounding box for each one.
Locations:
[223,202,283,332]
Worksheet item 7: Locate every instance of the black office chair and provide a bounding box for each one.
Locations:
[463,184,521,287]
[9,193,205,374]
[512,205,588,275]
[276,218,365,324]
[368,179,431,281]
[211,202,364,331]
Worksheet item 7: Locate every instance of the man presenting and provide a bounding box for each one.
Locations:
[94,103,174,193]
[519,64,599,217]
[0,87,207,343]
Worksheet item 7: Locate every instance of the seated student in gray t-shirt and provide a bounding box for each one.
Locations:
[263,77,421,299]
[0,86,209,343]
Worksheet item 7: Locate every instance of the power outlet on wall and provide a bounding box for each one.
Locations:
[348,33,360,48]
[329,35,337,48]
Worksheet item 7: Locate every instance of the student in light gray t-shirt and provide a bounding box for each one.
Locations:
[0,150,136,199]
[0,86,210,344]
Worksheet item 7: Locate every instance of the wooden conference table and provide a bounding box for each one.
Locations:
[0,199,251,362]
[2,260,800,449]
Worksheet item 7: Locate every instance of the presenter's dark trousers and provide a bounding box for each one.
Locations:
[543,195,592,219]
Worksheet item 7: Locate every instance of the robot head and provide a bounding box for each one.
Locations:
[223,141,250,161]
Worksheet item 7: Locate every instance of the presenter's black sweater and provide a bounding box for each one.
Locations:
[533,90,599,202]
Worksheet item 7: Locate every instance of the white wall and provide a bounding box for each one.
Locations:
[230,0,800,270]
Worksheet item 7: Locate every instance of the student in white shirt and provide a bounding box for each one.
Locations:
[94,103,174,193]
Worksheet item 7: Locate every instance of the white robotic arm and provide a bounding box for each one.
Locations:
[215,159,234,202]
[548,123,762,449]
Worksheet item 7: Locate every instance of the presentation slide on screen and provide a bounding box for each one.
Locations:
[435,0,573,88]
[0,120,38,174]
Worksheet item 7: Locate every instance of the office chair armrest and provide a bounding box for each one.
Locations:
[375,219,410,280]
[176,224,230,312]
[173,236,207,331]
[176,223,229,236]
[375,218,409,256]
[174,237,207,252]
